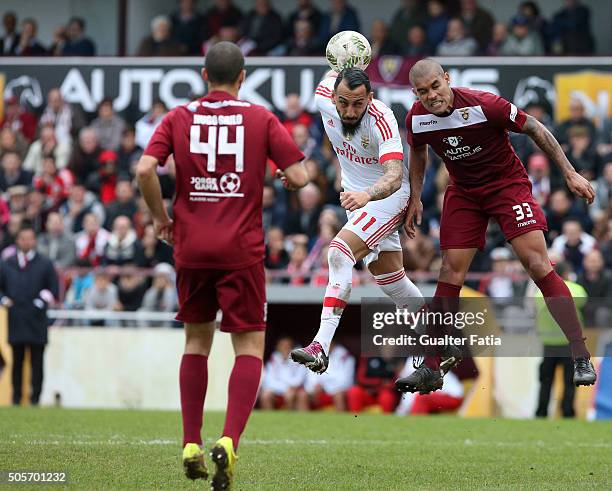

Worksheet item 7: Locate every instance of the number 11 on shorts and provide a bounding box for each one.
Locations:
[512,202,533,221]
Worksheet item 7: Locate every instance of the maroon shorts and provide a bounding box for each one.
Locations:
[440,178,547,251]
[175,261,266,332]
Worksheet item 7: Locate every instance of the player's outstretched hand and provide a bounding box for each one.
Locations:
[275,169,297,190]
[566,171,595,205]
[154,218,174,246]
[403,197,423,239]
[340,191,370,211]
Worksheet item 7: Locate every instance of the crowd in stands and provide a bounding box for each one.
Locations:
[0,0,601,58]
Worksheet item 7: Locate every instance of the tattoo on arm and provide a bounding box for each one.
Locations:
[366,159,403,201]
[522,115,576,177]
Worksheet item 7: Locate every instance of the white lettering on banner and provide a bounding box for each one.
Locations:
[61,68,96,112]
[238,68,273,109]
[447,68,500,95]
[159,69,204,109]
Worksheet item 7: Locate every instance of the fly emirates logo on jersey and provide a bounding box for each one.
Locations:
[334,141,378,165]
[189,112,245,202]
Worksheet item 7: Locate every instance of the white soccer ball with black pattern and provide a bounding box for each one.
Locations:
[325,31,372,72]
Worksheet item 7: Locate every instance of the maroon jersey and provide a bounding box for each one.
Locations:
[145,91,304,269]
[406,87,528,188]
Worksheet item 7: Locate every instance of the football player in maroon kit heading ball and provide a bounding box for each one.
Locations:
[395,59,597,395]
[136,41,308,488]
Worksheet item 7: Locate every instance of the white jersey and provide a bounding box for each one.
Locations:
[315,75,409,193]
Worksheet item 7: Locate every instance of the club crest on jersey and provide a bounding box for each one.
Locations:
[459,108,470,121]
[361,135,370,149]
[327,118,334,127]
[443,136,463,147]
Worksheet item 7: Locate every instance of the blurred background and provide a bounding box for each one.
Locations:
[0,0,610,420]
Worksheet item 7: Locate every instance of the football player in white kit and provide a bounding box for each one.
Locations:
[290,68,423,373]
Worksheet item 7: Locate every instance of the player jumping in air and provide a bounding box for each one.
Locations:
[291,68,423,374]
[395,59,597,394]
[137,42,308,489]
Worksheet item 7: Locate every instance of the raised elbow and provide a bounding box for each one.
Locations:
[135,158,156,180]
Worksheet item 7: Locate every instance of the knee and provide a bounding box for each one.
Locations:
[328,243,355,273]
[438,257,466,285]
[523,254,552,280]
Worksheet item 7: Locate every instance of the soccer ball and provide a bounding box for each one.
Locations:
[325,31,372,73]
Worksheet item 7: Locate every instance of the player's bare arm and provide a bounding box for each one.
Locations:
[404,145,427,239]
[136,155,174,245]
[340,158,402,212]
[521,114,595,204]
[275,161,309,190]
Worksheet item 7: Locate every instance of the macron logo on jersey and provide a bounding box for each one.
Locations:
[412,105,487,133]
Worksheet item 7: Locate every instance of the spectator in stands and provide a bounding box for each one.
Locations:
[0,12,19,55]
[137,15,185,57]
[83,269,119,325]
[286,0,323,42]
[0,127,27,160]
[535,261,585,418]
[25,189,47,233]
[369,19,402,57]
[554,98,598,149]
[0,152,32,192]
[202,25,243,55]
[578,250,612,327]
[6,186,28,216]
[240,0,284,55]
[86,150,119,204]
[292,124,321,163]
[117,127,143,178]
[436,18,477,56]
[550,0,594,55]
[135,223,174,267]
[299,343,355,411]
[284,183,323,239]
[259,336,307,410]
[170,0,206,55]
[91,99,126,151]
[286,242,310,285]
[546,189,592,241]
[63,259,94,310]
[402,226,436,272]
[39,88,85,145]
[32,155,73,210]
[61,17,96,56]
[395,359,464,415]
[262,184,286,233]
[104,180,138,230]
[516,1,550,52]
[265,226,290,275]
[61,183,105,234]
[103,215,142,266]
[15,18,46,56]
[116,267,148,321]
[347,357,399,413]
[23,124,70,175]
[566,126,601,181]
[403,24,434,57]
[75,212,109,266]
[69,127,101,184]
[478,247,516,305]
[0,225,59,406]
[592,159,612,221]
[319,0,361,44]
[205,0,243,39]
[389,0,427,48]
[135,100,167,150]
[0,213,23,258]
[551,219,596,274]
[459,0,494,53]
[139,263,178,326]
[1,96,37,142]
[486,22,508,56]
[500,15,544,56]
[425,0,450,49]
[286,19,321,56]
[278,93,315,138]
[528,154,552,207]
[599,117,612,157]
[37,212,76,268]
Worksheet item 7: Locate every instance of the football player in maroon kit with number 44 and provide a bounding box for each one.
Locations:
[395,59,597,395]
[137,42,307,489]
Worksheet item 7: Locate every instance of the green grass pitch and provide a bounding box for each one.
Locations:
[0,407,610,489]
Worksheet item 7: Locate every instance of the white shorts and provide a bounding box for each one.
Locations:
[343,190,409,265]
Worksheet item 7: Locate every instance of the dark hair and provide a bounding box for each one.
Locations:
[68,17,85,30]
[334,67,371,93]
[16,222,35,238]
[98,98,113,109]
[554,261,572,278]
[205,41,244,85]
[520,1,540,17]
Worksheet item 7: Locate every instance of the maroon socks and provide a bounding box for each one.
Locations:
[180,354,208,447]
[222,355,263,450]
[535,270,590,359]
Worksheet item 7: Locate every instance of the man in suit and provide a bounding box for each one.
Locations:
[0,224,59,405]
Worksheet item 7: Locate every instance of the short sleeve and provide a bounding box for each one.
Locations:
[405,111,426,148]
[314,77,336,116]
[371,107,403,164]
[144,111,174,165]
[481,93,527,132]
[267,113,305,170]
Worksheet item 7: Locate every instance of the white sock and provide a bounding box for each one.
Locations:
[374,269,423,309]
[313,238,355,353]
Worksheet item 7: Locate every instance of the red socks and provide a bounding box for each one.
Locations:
[222,355,263,450]
[424,281,462,370]
[180,354,208,447]
[535,270,590,359]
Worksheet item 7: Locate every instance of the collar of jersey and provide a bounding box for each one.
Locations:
[204,90,237,102]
